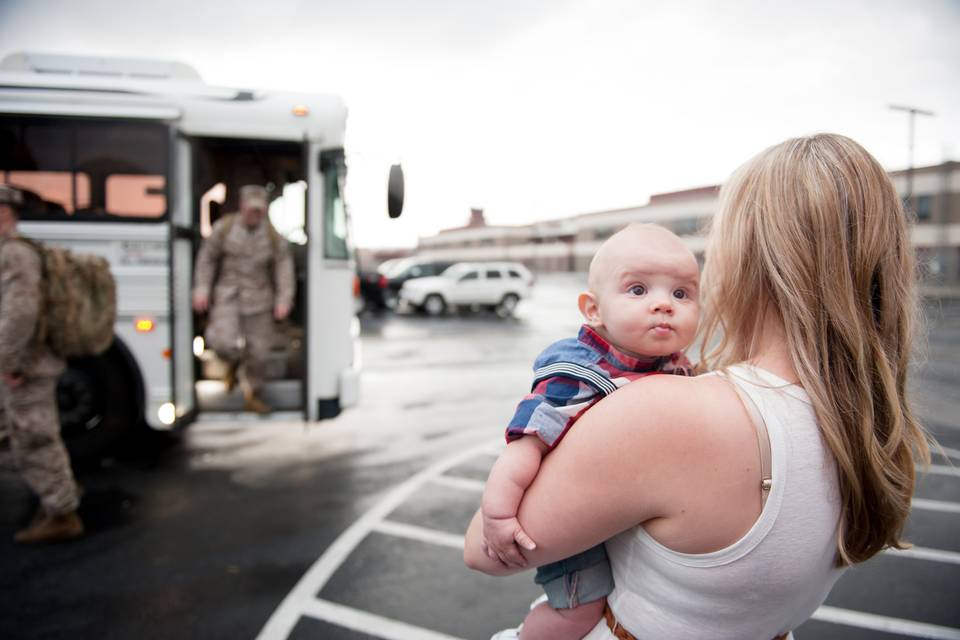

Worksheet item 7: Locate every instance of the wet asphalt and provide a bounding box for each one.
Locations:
[1,275,958,640]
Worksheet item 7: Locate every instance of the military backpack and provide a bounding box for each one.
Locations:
[14,237,117,359]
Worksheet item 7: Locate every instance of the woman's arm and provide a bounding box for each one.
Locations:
[465,374,710,575]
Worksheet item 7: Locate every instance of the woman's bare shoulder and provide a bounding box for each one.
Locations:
[603,372,736,422]
[569,371,750,464]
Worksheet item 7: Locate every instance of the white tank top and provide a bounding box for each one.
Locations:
[583,364,846,640]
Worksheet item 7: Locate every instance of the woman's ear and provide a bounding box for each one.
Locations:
[578,291,602,326]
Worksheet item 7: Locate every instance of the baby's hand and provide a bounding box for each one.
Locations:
[481,511,537,568]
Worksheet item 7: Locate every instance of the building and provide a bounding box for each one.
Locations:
[414,162,960,283]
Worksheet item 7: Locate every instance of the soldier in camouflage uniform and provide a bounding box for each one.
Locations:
[0,184,84,544]
[192,185,295,414]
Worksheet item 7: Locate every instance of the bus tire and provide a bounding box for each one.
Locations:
[57,340,141,464]
[423,294,447,316]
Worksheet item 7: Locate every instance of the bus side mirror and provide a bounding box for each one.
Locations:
[388,164,404,219]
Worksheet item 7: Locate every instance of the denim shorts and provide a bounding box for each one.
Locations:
[533,543,614,609]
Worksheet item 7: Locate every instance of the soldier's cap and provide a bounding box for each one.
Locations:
[240,185,268,211]
[0,184,24,207]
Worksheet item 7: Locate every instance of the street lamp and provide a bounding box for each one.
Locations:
[889,104,935,203]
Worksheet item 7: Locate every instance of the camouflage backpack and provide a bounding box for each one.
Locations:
[18,238,117,359]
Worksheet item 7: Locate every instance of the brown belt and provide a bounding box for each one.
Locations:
[603,603,635,640]
[603,603,790,640]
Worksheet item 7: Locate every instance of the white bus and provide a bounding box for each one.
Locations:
[0,52,402,459]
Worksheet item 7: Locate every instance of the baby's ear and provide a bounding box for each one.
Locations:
[578,291,602,326]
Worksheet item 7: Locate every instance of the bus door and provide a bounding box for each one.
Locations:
[170,135,196,423]
[191,136,308,416]
[307,145,358,421]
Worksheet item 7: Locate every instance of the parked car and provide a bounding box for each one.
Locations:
[380,258,456,308]
[399,262,534,316]
[357,268,390,313]
[357,257,456,312]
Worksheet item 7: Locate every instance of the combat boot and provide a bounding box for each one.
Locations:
[14,511,84,544]
[224,361,239,393]
[244,391,271,415]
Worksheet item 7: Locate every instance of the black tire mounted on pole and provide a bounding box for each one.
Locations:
[57,341,140,464]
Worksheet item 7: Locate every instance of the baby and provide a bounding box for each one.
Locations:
[481,223,701,640]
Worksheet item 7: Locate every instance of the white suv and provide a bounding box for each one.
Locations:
[399,262,534,316]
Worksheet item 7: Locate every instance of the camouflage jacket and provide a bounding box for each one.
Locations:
[193,215,295,316]
[0,236,64,378]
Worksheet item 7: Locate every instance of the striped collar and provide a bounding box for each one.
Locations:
[577,324,662,372]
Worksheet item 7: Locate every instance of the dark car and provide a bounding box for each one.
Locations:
[357,268,390,313]
[381,258,455,308]
[357,258,454,312]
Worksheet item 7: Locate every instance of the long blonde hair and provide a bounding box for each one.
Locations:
[699,133,931,566]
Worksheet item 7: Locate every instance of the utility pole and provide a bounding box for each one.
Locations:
[889,104,935,203]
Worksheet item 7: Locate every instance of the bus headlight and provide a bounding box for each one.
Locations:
[158,403,176,426]
[193,336,205,357]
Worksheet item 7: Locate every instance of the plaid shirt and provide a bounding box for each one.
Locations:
[506,325,692,449]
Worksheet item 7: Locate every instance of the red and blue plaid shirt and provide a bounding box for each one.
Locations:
[506,325,692,449]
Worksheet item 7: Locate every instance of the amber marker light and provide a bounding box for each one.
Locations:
[135,317,155,332]
[292,105,309,117]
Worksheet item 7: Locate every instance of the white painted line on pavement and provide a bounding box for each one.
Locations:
[430,474,486,492]
[912,497,960,514]
[302,599,464,640]
[812,605,960,639]
[257,439,494,640]
[884,545,960,565]
[373,520,466,550]
[922,464,960,477]
[937,446,960,461]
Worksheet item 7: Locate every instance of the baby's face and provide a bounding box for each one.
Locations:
[585,226,700,358]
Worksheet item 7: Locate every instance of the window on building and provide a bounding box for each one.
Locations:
[665,217,704,236]
[915,195,933,222]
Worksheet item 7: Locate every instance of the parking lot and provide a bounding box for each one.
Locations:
[2,275,959,640]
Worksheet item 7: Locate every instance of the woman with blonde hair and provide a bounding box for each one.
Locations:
[465,133,931,639]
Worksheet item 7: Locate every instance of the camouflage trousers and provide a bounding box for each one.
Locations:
[205,307,275,396]
[0,375,80,515]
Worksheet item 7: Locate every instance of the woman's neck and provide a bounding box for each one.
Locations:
[748,311,800,384]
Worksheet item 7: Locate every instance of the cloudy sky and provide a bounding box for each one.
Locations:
[1,0,958,248]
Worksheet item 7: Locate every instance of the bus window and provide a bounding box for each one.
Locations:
[269,180,307,245]
[106,174,166,217]
[75,121,167,218]
[323,161,349,259]
[0,115,168,221]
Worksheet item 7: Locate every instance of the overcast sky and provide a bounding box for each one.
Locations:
[1,0,958,248]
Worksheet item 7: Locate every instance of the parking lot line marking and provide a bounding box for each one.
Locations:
[923,464,960,477]
[912,497,960,514]
[373,520,466,549]
[812,605,960,639]
[302,598,465,640]
[884,545,960,565]
[257,439,495,640]
[430,475,486,492]
[936,446,960,460]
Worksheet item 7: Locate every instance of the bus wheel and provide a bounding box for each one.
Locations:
[58,344,139,464]
[423,294,447,316]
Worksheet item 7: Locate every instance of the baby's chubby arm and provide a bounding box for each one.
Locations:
[480,436,550,568]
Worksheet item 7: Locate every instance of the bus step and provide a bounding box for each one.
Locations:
[195,379,303,412]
